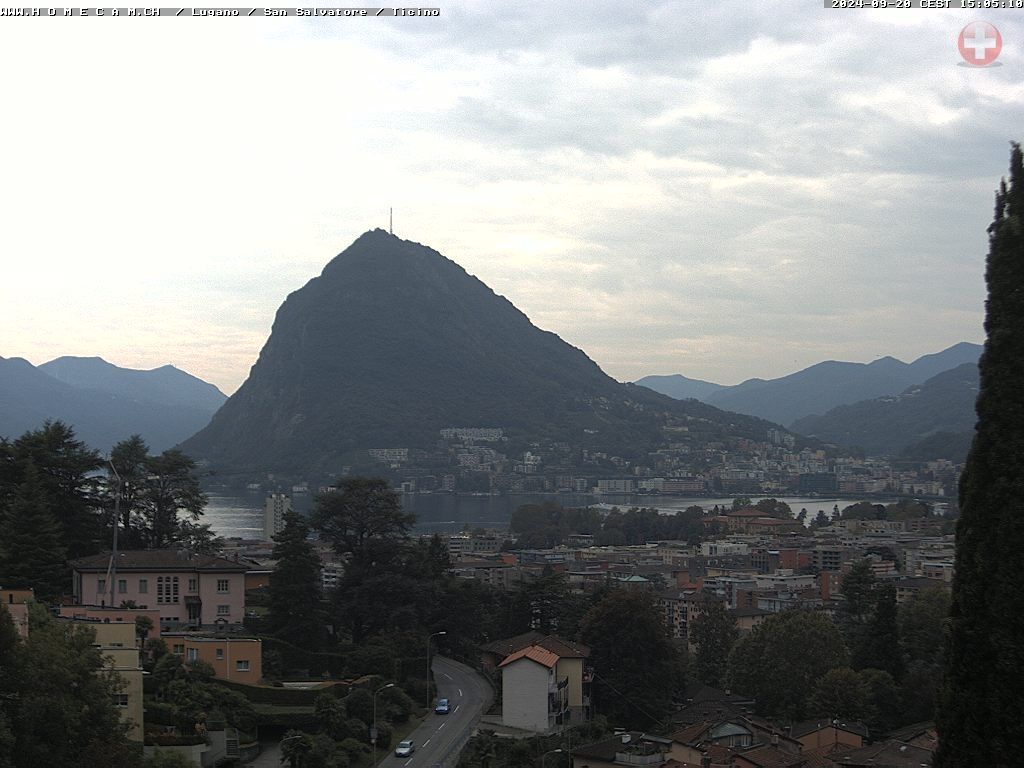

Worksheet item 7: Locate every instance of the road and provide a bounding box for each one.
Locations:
[386,656,493,768]
[248,656,492,768]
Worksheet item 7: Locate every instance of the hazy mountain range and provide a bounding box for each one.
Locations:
[636,342,982,428]
[0,355,226,452]
[791,362,979,460]
[180,230,792,476]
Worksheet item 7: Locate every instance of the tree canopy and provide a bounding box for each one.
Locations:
[937,144,1024,765]
[727,609,848,721]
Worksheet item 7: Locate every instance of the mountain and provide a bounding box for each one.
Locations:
[790,362,979,458]
[180,230,789,475]
[41,356,226,413]
[637,342,982,427]
[633,373,725,401]
[0,356,226,453]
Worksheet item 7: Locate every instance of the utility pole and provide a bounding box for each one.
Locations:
[107,460,122,609]
[389,207,393,235]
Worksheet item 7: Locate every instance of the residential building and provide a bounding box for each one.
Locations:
[59,617,144,742]
[264,493,293,540]
[70,550,248,629]
[163,633,263,683]
[1,588,33,639]
[482,632,591,730]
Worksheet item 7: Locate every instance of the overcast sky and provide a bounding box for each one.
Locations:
[1,2,1020,395]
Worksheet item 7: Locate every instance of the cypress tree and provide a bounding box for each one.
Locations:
[267,511,325,650]
[936,144,1024,764]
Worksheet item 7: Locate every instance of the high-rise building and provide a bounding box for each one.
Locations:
[264,493,292,540]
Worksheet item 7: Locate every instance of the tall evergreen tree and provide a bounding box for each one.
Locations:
[267,511,325,650]
[936,144,1024,765]
[0,462,67,601]
[689,600,739,688]
[579,589,681,728]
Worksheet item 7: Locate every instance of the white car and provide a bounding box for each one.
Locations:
[395,740,415,757]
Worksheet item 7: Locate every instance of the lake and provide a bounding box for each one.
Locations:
[202,491,868,540]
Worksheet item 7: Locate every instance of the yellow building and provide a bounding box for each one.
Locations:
[60,618,145,742]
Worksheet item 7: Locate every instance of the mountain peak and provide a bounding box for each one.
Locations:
[180,232,778,476]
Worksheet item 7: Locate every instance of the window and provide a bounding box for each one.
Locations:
[172,644,184,655]
[187,648,198,662]
[97,579,106,594]
[118,579,127,594]
[171,577,179,603]
[188,578,197,592]
[216,579,230,594]
[216,649,224,660]
[138,579,148,594]
[157,576,165,604]
[236,660,250,672]
[111,694,129,708]
[217,605,230,616]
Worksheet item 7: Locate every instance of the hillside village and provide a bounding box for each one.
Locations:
[2,489,952,767]
[286,426,960,499]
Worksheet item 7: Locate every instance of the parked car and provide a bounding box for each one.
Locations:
[395,740,415,757]
[434,698,450,714]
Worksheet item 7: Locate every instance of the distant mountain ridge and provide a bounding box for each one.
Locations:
[180,230,794,476]
[630,373,725,401]
[636,341,982,427]
[0,356,226,452]
[791,362,979,459]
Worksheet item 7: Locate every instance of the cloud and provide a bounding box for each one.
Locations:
[1,1,1015,394]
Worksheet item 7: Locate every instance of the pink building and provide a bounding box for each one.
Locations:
[69,550,247,630]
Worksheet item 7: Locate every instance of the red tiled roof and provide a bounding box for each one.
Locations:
[498,645,559,669]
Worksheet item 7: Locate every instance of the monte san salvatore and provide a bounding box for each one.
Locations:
[179,229,783,478]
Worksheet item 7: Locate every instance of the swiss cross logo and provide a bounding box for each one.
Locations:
[958,22,1001,67]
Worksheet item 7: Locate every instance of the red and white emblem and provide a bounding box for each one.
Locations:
[958,22,1001,67]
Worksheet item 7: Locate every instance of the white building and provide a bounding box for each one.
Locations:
[264,493,293,540]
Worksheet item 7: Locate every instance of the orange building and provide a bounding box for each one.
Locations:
[163,633,263,683]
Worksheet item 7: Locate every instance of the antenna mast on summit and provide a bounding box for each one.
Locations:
[389,207,393,234]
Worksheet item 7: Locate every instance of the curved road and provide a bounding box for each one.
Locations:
[248,656,491,768]
[388,656,493,768]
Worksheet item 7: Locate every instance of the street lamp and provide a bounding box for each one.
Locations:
[426,630,447,710]
[280,733,309,768]
[372,682,395,765]
[540,749,565,765]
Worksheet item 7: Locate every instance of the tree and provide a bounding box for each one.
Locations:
[754,498,792,518]
[809,667,873,723]
[0,462,67,601]
[936,144,1024,766]
[853,584,903,679]
[898,585,950,665]
[267,511,325,649]
[312,478,414,575]
[10,605,135,767]
[689,600,739,688]
[107,438,210,551]
[579,589,680,728]
[727,610,848,721]
[1,421,105,560]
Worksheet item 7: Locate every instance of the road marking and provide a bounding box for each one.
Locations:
[423,739,431,746]
[404,760,413,767]
[438,722,446,730]
[440,672,452,680]
[458,688,463,696]
[453,705,460,713]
